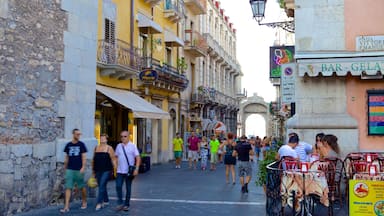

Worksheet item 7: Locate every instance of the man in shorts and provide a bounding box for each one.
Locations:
[173,132,183,169]
[209,134,220,170]
[187,132,200,169]
[61,129,88,213]
[233,135,254,193]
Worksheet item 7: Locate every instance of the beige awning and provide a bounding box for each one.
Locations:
[96,85,170,119]
[164,30,184,47]
[137,13,163,34]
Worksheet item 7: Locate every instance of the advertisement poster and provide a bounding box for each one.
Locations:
[281,63,296,104]
[367,90,384,135]
[349,179,384,216]
[269,46,295,78]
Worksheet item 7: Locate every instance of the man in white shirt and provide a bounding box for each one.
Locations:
[115,131,141,211]
[276,135,299,160]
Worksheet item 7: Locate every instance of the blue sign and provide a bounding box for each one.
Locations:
[139,69,158,82]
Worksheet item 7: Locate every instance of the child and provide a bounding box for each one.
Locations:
[200,136,209,170]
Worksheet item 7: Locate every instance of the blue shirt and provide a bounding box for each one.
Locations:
[64,141,87,170]
[294,141,312,162]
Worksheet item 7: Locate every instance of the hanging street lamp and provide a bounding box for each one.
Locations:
[249,0,295,33]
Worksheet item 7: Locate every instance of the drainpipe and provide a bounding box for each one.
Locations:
[130,0,134,67]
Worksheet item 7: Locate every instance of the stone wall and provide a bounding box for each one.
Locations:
[0,1,67,215]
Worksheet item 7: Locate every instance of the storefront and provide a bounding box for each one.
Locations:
[95,85,170,154]
[288,54,384,155]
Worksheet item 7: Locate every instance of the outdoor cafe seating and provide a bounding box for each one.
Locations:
[265,152,384,216]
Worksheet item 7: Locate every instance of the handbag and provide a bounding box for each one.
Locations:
[122,144,136,176]
[87,177,98,188]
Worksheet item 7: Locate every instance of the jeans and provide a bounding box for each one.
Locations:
[116,173,134,206]
[95,171,110,204]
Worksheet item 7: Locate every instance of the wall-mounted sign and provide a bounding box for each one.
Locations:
[270,46,295,78]
[356,35,384,52]
[349,179,384,216]
[281,63,296,104]
[367,90,384,136]
[139,69,158,82]
[299,58,384,76]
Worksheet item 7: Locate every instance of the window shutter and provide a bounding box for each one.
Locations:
[104,18,115,44]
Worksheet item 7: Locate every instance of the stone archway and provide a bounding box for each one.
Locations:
[239,93,271,137]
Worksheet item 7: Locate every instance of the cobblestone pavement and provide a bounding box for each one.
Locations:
[16,161,348,216]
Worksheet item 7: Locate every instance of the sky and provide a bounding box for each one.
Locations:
[218,0,285,136]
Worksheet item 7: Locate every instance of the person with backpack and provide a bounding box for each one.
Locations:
[187,132,200,169]
[223,133,237,184]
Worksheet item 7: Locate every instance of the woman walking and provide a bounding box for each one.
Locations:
[92,134,116,211]
[223,133,237,184]
[200,136,209,170]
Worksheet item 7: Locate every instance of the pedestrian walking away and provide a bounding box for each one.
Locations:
[173,132,184,169]
[187,132,200,169]
[115,130,141,212]
[209,135,220,171]
[200,136,209,170]
[60,129,88,213]
[92,134,116,211]
[233,135,254,194]
[223,132,237,184]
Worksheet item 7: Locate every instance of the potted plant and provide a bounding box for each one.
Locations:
[256,149,278,192]
[177,57,188,73]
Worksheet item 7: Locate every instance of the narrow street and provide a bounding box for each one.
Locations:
[17,162,266,216]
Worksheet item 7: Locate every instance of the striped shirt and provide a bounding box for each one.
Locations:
[295,141,313,162]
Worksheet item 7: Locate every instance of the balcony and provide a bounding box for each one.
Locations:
[144,0,162,7]
[184,30,208,57]
[142,57,188,92]
[236,88,247,99]
[184,0,206,15]
[97,39,142,80]
[164,0,185,23]
[281,0,295,17]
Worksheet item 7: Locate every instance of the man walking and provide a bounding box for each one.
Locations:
[115,130,141,211]
[60,129,88,213]
[209,134,220,171]
[233,135,254,194]
[173,132,183,169]
[187,132,200,169]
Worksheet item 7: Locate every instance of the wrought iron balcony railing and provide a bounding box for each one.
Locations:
[142,57,188,91]
[164,0,185,22]
[184,30,208,57]
[97,39,143,79]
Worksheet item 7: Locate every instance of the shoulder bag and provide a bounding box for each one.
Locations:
[121,144,136,176]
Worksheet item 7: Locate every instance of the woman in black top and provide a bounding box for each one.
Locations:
[223,133,237,184]
[92,134,116,211]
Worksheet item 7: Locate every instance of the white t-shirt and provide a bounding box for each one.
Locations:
[115,142,140,174]
[278,144,298,159]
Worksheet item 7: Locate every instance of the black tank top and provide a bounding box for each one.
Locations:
[93,150,113,172]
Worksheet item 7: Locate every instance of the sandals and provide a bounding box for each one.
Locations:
[59,208,69,213]
[80,203,87,209]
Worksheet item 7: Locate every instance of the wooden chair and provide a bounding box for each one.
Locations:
[324,157,344,208]
[364,153,379,163]
[374,157,384,172]
[352,161,368,174]
[279,156,298,170]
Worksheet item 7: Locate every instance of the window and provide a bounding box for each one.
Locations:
[367,90,384,136]
[166,47,172,65]
[104,18,115,44]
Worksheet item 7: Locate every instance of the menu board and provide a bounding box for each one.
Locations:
[368,90,384,135]
[349,179,384,216]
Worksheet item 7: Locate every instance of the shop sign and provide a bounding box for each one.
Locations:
[270,46,295,78]
[367,90,384,136]
[349,179,384,215]
[356,35,384,52]
[299,60,384,76]
[281,63,295,104]
[139,69,158,82]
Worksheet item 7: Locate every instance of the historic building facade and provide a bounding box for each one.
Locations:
[281,0,384,155]
[185,0,245,137]
[0,0,99,215]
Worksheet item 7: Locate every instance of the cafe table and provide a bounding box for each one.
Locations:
[281,170,329,215]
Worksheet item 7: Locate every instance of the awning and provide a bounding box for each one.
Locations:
[298,56,384,77]
[96,85,170,119]
[164,29,184,47]
[137,13,163,34]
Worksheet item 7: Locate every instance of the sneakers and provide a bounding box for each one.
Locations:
[241,184,249,193]
[175,165,181,169]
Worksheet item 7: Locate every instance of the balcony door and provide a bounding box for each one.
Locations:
[104,18,116,64]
